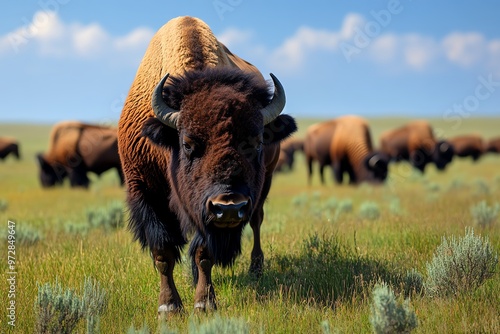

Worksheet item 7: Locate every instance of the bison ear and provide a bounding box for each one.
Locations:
[263,114,297,145]
[142,117,179,149]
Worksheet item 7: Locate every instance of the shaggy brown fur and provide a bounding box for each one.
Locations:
[37,121,122,188]
[0,137,20,160]
[330,115,388,184]
[448,134,484,161]
[380,120,453,172]
[486,137,500,153]
[274,136,304,172]
[304,120,338,184]
[117,16,296,314]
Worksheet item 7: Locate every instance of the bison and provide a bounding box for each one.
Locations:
[486,137,500,154]
[330,115,389,184]
[0,137,20,161]
[304,120,338,184]
[448,134,484,161]
[380,120,453,172]
[274,136,304,172]
[36,121,123,188]
[117,16,297,315]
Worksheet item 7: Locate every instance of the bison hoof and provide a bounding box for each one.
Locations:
[249,257,264,278]
[158,303,182,318]
[194,301,217,312]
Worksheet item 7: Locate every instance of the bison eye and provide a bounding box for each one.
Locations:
[182,136,196,158]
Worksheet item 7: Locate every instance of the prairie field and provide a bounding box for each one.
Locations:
[1,118,500,333]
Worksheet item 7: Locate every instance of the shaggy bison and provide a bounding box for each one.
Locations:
[117,16,296,314]
[330,115,389,184]
[380,120,453,172]
[304,120,338,184]
[0,137,20,161]
[274,136,304,172]
[37,121,123,188]
[448,134,484,161]
[486,137,500,154]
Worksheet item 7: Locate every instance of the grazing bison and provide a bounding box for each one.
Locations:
[330,115,389,184]
[448,134,484,161]
[274,136,304,172]
[117,16,296,315]
[304,120,338,184]
[380,120,453,172]
[37,121,123,188]
[0,137,20,161]
[486,137,500,153]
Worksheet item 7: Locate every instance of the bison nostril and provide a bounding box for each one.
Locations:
[208,199,249,222]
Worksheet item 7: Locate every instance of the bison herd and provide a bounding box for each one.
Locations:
[2,16,500,317]
[278,118,500,185]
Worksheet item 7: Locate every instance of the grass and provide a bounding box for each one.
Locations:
[1,119,500,333]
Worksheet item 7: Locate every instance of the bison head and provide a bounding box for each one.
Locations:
[142,68,296,266]
[432,140,454,170]
[364,151,390,182]
[36,153,67,187]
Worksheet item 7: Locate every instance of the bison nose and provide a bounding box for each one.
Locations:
[207,194,251,225]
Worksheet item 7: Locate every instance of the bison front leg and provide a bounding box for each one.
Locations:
[249,206,264,277]
[153,248,183,316]
[193,245,216,311]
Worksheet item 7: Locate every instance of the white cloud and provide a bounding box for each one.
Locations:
[442,32,486,67]
[401,34,440,70]
[217,28,253,47]
[370,34,398,63]
[268,13,365,71]
[71,23,110,57]
[0,10,153,63]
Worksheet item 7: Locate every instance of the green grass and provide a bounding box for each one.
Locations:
[1,119,500,333]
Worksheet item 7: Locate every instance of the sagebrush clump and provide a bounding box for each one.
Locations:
[358,201,380,221]
[370,282,418,334]
[470,201,499,228]
[425,227,498,297]
[86,200,125,230]
[34,277,107,334]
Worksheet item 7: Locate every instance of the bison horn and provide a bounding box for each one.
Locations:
[151,73,180,129]
[261,73,286,125]
[368,155,380,168]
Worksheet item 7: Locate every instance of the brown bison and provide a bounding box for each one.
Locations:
[274,136,304,172]
[330,115,389,184]
[448,134,484,161]
[37,121,123,188]
[304,120,337,184]
[486,137,500,153]
[380,120,453,172]
[0,137,20,161]
[117,16,296,315]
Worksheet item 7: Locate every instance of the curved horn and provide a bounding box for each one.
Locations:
[261,73,286,125]
[151,73,179,129]
[439,142,450,153]
[368,155,380,168]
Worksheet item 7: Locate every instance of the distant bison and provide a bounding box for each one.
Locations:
[304,120,337,184]
[330,115,389,184]
[37,121,123,188]
[274,137,304,172]
[448,134,484,161]
[0,137,20,161]
[117,16,296,314]
[486,137,500,153]
[380,120,453,172]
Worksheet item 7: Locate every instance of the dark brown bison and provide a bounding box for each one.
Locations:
[448,134,484,161]
[380,120,453,172]
[274,136,304,172]
[0,137,20,160]
[304,120,337,184]
[486,137,500,153]
[330,115,389,184]
[37,121,123,188]
[117,16,296,315]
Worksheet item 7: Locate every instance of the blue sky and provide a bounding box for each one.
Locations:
[1,0,499,124]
